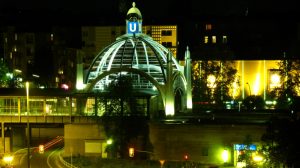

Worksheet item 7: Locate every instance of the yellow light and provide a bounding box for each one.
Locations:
[106,139,113,145]
[222,149,229,163]
[76,83,86,90]
[165,103,175,116]
[45,105,50,113]
[271,74,280,84]
[204,36,209,43]
[253,73,261,95]
[207,74,216,88]
[39,145,45,154]
[231,77,240,98]
[270,73,281,89]
[237,162,246,168]
[3,155,13,163]
[129,147,134,157]
[187,99,193,109]
[26,81,29,89]
[253,154,263,162]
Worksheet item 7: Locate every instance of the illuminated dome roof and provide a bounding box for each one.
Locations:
[85,33,181,92]
[84,2,183,93]
[126,2,142,20]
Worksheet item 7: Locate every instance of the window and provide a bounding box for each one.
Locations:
[162,42,172,47]
[201,147,208,156]
[14,33,18,40]
[26,47,32,56]
[50,34,54,41]
[212,36,217,43]
[26,35,34,44]
[58,68,64,75]
[205,24,212,31]
[82,31,88,37]
[204,36,209,43]
[147,30,151,35]
[161,30,172,36]
[222,36,227,44]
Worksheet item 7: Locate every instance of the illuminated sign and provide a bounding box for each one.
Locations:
[128,22,140,34]
[234,144,257,151]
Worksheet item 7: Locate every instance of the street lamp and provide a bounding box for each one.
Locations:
[3,154,13,167]
[222,149,229,163]
[26,81,30,168]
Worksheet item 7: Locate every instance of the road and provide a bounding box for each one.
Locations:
[11,147,70,168]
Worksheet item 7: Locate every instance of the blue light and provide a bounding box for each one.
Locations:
[234,144,257,151]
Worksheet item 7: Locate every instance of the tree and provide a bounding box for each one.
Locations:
[275,59,300,109]
[238,135,256,168]
[261,117,300,167]
[98,75,152,159]
[192,60,239,108]
[242,95,265,111]
[0,60,10,88]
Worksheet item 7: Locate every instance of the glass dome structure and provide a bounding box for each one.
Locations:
[82,2,191,115]
[85,33,182,92]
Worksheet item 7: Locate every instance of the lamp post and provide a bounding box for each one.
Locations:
[246,82,251,96]
[26,81,30,168]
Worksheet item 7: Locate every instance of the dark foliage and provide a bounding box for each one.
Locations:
[242,95,265,111]
[261,117,300,167]
[98,75,153,159]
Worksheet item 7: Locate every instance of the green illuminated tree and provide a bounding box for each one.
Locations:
[0,59,10,87]
[238,135,260,168]
[99,75,152,159]
[106,75,140,116]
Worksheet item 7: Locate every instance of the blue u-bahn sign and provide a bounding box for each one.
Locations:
[234,144,257,151]
[128,21,141,34]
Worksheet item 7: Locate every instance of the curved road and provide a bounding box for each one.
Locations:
[11,147,70,168]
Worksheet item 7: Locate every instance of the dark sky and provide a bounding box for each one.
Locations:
[1,0,299,25]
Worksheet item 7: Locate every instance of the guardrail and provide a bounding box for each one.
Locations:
[0,115,100,124]
[59,148,78,168]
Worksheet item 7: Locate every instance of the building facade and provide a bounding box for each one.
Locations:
[80,25,178,70]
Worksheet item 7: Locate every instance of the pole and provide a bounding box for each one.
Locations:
[2,122,4,153]
[246,82,251,96]
[26,82,30,168]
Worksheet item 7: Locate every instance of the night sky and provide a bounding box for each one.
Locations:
[1,0,299,78]
[1,0,299,25]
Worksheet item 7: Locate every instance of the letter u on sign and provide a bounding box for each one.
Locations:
[128,22,139,34]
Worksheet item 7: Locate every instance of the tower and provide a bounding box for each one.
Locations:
[185,46,193,110]
[126,2,143,35]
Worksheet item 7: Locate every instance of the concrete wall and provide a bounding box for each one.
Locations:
[149,123,266,166]
[0,137,11,153]
[64,123,107,157]
[31,128,64,138]
[11,127,25,151]
[31,127,64,146]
